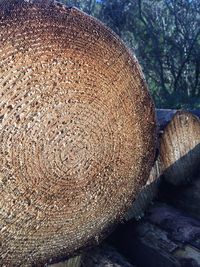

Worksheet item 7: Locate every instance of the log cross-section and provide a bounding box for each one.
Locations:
[0,1,156,266]
[159,111,200,185]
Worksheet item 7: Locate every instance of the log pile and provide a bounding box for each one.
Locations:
[0,1,200,267]
[106,109,200,267]
[49,110,200,266]
[126,109,200,221]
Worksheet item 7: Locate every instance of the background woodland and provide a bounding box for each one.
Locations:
[61,0,200,109]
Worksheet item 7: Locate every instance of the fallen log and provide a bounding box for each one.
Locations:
[109,203,200,267]
[156,109,200,131]
[0,0,156,266]
[159,111,200,185]
[126,110,200,220]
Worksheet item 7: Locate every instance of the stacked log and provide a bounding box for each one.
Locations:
[0,0,156,266]
[125,109,200,221]
[0,0,199,266]
[159,111,200,185]
[107,109,200,267]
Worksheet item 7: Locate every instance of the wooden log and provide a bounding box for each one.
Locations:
[159,111,200,185]
[109,203,200,267]
[126,109,200,220]
[0,1,156,266]
[48,109,200,266]
[82,244,135,267]
[156,109,200,131]
[63,156,162,267]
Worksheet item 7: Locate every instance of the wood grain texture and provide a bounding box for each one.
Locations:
[125,109,200,221]
[0,1,156,266]
[159,111,200,185]
[156,109,200,131]
[156,109,177,131]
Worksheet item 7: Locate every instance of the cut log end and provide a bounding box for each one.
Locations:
[159,111,200,185]
[0,1,156,266]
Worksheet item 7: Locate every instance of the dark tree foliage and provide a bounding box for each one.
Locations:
[62,0,200,108]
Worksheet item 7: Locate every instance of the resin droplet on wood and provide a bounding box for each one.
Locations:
[159,111,200,185]
[0,1,156,266]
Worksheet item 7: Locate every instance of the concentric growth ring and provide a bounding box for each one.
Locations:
[0,1,156,266]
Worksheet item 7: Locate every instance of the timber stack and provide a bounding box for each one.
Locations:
[107,110,200,267]
[0,0,200,267]
[81,109,200,267]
